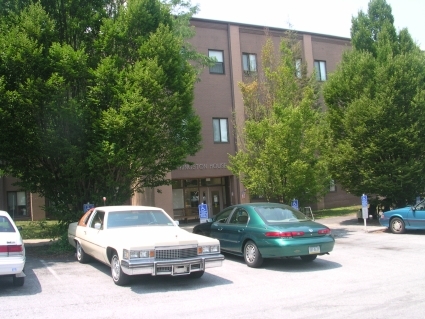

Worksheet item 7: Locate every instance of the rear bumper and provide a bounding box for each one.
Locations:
[259,236,335,258]
[0,256,26,276]
[120,254,224,276]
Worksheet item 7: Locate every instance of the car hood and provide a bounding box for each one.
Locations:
[105,226,218,248]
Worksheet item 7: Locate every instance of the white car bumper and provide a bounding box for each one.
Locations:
[120,254,224,276]
[0,256,26,276]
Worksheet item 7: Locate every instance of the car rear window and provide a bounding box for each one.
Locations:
[255,206,308,223]
[0,216,15,232]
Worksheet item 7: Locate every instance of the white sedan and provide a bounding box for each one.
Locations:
[0,210,26,286]
[68,205,224,286]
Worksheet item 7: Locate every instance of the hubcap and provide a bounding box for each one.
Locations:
[393,220,402,231]
[77,243,82,260]
[111,256,120,281]
[245,244,256,263]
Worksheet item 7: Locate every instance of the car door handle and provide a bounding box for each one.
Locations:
[238,229,244,233]
[217,227,223,231]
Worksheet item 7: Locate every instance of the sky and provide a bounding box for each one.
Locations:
[192,0,425,50]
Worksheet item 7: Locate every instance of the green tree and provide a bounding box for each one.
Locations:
[0,0,202,222]
[324,0,425,208]
[228,34,331,205]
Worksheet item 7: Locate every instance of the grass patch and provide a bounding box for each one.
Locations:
[314,205,361,219]
[15,220,62,240]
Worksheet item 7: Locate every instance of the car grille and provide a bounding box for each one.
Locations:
[155,247,198,260]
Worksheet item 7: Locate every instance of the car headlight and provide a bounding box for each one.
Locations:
[123,249,154,259]
[198,245,220,255]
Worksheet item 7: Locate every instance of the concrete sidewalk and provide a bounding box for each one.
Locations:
[23,214,386,247]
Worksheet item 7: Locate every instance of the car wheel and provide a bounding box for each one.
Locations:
[300,255,317,262]
[111,251,129,286]
[390,217,405,234]
[76,241,90,263]
[13,275,25,287]
[189,270,205,278]
[244,240,263,268]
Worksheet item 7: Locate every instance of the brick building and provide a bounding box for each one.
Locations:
[0,18,359,221]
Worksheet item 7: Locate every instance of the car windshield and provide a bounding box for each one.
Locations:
[0,216,15,232]
[107,210,174,228]
[255,206,309,223]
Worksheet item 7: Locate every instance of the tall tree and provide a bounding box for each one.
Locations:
[0,0,202,222]
[324,0,425,208]
[228,34,331,205]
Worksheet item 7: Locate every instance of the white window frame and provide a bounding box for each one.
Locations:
[242,53,257,74]
[295,58,302,78]
[330,179,336,192]
[213,118,229,143]
[314,60,327,81]
[209,50,224,74]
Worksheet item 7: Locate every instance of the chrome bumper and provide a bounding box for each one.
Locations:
[120,254,224,276]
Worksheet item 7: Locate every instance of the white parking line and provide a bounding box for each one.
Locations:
[40,259,62,282]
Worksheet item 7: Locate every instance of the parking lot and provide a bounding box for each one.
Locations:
[2,216,425,319]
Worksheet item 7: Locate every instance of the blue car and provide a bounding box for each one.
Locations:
[380,200,425,234]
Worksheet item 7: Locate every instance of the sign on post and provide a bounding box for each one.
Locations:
[361,194,368,231]
[83,203,94,213]
[291,199,299,210]
[198,203,209,223]
[361,194,368,218]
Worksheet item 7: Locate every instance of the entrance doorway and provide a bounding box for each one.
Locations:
[199,187,223,218]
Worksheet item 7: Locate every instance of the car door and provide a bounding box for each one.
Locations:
[210,207,235,251]
[83,210,106,261]
[221,208,250,253]
[407,203,425,228]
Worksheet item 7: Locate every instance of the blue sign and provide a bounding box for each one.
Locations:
[361,194,368,207]
[291,199,299,210]
[83,203,94,213]
[198,204,208,219]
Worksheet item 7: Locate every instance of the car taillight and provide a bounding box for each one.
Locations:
[0,244,24,255]
[318,228,331,234]
[265,231,305,238]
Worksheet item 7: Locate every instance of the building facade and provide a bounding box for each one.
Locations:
[0,18,359,221]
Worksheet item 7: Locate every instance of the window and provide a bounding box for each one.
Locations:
[213,118,228,142]
[314,60,327,81]
[214,207,234,223]
[7,191,27,217]
[242,53,257,74]
[90,211,105,229]
[295,58,302,78]
[330,180,336,192]
[209,50,224,74]
[229,208,249,224]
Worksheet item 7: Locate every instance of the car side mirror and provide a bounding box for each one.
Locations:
[17,226,23,231]
[207,218,213,223]
[173,220,180,226]
[94,222,102,230]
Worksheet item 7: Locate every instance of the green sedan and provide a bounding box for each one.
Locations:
[193,202,335,267]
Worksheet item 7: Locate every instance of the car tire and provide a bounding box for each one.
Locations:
[390,217,405,234]
[76,241,90,263]
[111,251,129,286]
[244,240,263,268]
[189,270,205,278]
[13,275,25,287]
[300,255,317,262]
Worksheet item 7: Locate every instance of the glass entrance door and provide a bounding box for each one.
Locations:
[199,187,223,218]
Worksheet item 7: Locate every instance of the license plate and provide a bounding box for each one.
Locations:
[173,265,189,274]
[309,246,320,254]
